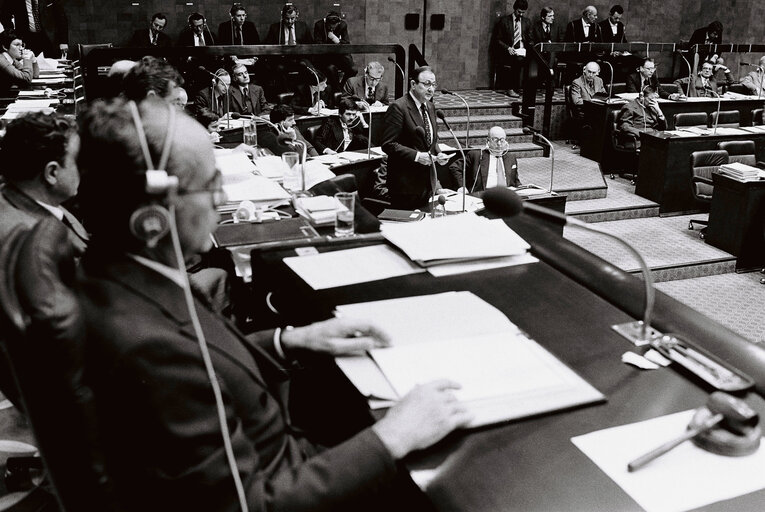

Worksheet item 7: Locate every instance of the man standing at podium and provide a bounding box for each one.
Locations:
[381,66,451,210]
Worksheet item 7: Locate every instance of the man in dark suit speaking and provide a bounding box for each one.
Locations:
[381,66,451,210]
[75,96,471,511]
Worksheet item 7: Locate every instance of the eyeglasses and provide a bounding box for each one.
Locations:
[366,74,383,83]
[417,81,437,88]
[641,66,656,72]
[487,137,506,143]
[178,170,226,206]
[584,69,600,75]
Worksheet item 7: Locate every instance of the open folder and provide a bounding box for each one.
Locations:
[335,292,605,428]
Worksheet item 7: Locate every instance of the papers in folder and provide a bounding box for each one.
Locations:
[335,292,605,427]
[381,213,530,267]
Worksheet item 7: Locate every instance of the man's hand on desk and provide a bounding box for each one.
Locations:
[280,317,391,355]
[372,380,474,459]
[323,148,338,155]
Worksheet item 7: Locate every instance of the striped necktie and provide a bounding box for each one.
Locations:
[420,104,432,146]
[30,0,42,32]
[513,17,521,47]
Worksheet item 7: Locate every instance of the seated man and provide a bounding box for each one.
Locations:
[570,61,607,117]
[122,55,183,103]
[626,58,676,99]
[191,69,231,122]
[314,98,369,155]
[266,103,319,157]
[313,9,357,91]
[740,56,765,96]
[229,63,269,116]
[177,12,215,46]
[0,112,85,253]
[448,126,520,192]
[673,61,718,98]
[75,96,471,511]
[615,85,667,148]
[292,68,334,115]
[126,12,172,47]
[343,60,389,106]
[217,3,259,45]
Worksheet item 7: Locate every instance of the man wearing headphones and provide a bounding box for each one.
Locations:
[313,9,357,91]
[126,12,172,48]
[448,126,520,192]
[264,3,312,45]
[75,96,470,511]
[314,97,369,155]
[191,69,231,123]
[343,61,389,106]
[616,85,667,148]
[218,3,260,45]
[177,12,215,46]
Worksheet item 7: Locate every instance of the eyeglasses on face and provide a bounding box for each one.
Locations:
[417,81,437,88]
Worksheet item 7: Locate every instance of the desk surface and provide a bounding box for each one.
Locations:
[251,214,765,511]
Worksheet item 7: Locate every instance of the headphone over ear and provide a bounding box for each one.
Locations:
[126,100,179,248]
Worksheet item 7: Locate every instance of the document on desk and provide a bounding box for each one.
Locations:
[283,244,425,290]
[216,151,258,178]
[221,174,291,203]
[252,156,287,180]
[572,410,765,512]
[335,292,605,426]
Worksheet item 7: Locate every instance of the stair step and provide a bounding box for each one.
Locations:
[439,127,532,145]
[444,114,522,131]
[438,105,515,116]
[503,142,545,157]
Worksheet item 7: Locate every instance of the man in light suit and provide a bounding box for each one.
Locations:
[492,0,529,98]
[126,12,172,48]
[75,96,471,511]
[343,61,389,106]
[570,61,606,117]
[449,126,521,192]
[673,61,718,98]
[314,97,369,154]
[229,63,269,116]
[381,66,451,210]
[0,112,86,255]
[217,3,260,45]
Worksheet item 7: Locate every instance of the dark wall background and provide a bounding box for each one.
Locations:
[60,1,765,89]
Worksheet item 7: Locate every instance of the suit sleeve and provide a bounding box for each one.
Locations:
[0,56,34,87]
[448,157,465,188]
[264,24,279,44]
[617,105,640,136]
[381,101,418,162]
[378,84,390,104]
[625,74,639,93]
[493,19,511,54]
[314,119,333,154]
[570,80,584,105]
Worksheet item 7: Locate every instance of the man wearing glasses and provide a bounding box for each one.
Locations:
[449,126,520,193]
[343,60,389,106]
[626,58,672,99]
[382,65,451,210]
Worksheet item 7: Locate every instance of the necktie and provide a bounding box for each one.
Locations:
[30,0,41,32]
[198,34,205,46]
[420,104,432,147]
[61,209,89,242]
[241,87,250,112]
[151,33,157,45]
[513,17,521,47]
[236,26,243,44]
[544,26,550,39]
[367,86,374,101]
[496,157,507,187]
[288,27,295,45]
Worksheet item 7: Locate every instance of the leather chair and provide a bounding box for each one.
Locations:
[717,140,765,167]
[674,112,709,128]
[609,82,627,95]
[77,42,112,61]
[689,150,728,237]
[304,124,321,146]
[609,109,639,183]
[727,83,751,95]
[752,108,763,126]
[0,219,115,511]
[276,92,295,105]
[709,110,740,128]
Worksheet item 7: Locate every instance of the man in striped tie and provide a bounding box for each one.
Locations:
[492,0,528,98]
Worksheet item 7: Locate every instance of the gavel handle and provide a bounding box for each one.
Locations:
[627,413,724,472]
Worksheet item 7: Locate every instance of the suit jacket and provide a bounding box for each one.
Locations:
[0,52,38,92]
[493,14,529,64]
[314,116,368,154]
[342,76,389,105]
[625,71,670,99]
[673,74,718,98]
[229,83,269,116]
[0,0,67,53]
[525,21,561,45]
[570,75,606,105]
[741,70,765,96]
[564,18,603,42]
[126,28,172,48]
[190,86,226,122]
[449,149,520,192]
[617,98,667,137]
[688,26,722,62]
[217,20,260,45]
[78,255,398,511]
[381,93,440,209]
[264,21,313,45]
[0,184,87,255]
[177,26,216,46]
[598,19,626,43]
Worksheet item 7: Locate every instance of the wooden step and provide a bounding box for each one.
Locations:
[438,127,532,146]
[443,114,522,131]
[438,105,515,116]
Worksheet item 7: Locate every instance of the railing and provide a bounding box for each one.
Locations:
[82,44,407,100]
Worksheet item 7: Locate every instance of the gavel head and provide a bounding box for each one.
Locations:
[689,392,761,456]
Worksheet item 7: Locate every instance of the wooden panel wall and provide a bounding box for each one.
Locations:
[63,1,765,89]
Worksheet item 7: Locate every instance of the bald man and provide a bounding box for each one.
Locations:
[449,126,520,192]
[565,6,602,42]
[75,97,472,511]
[570,61,606,116]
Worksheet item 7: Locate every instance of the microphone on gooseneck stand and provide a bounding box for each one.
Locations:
[675,51,693,97]
[436,109,467,213]
[357,99,373,159]
[523,126,556,194]
[387,56,406,85]
[302,63,323,116]
[440,89,471,147]
[414,126,439,218]
[483,187,661,345]
[707,89,722,135]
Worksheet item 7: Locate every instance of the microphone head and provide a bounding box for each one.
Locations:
[482,187,524,218]
[435,109,446,121]
[387,56,395,63]
[437,195,446,206]
[230,112,241,119]
[440,89,452,95]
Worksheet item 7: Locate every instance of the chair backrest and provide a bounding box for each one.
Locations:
[77,43,112,61]
[304,124,321,145]
[609,82,627,95]
[709,110,740,128]
[276,91,295,105]
[727,83,751,95]
[563,84,573,117]
[661,82,681,95]
[0,219,115,512]
[690,150,728,201]
[718,140,756,166]
[752,108,763,126]
[674,112,708,128]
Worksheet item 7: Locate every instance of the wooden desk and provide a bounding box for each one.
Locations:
[706,173,765,271]
[249,213,765,511]
[635,131,765,214]
[581,98,765,173]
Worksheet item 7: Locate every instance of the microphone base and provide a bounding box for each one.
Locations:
[611,320,663,347]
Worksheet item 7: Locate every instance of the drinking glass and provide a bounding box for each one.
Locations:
[281,152,301,192]
[334,192,355,237]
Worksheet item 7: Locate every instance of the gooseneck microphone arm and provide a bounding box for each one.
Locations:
[387,56,406,90]
[676,51,693,97]
[708,89,722,135]
[600,60,615,103]
[523,127,555,193]
[303,64,322,116]
[436,109,466,212]
[483,187,659,345]
[440,89,470,147]
[357,99,373,159]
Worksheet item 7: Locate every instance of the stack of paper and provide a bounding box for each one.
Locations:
[380,213,530,267]
[221,173,291,204]
[294,195,339,225]
[335,292,605,427]
[719,162,764,181]
[216,151,258,180]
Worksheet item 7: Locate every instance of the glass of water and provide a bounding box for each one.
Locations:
[334,192,355,237]
[281,152,301,192]
[243,118,257,148]
[59,44,68,60]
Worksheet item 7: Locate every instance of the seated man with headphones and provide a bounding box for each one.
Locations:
[314,97,369,155]
[178,12,215,46]
[75,96,471,511]
[615,85,667,148]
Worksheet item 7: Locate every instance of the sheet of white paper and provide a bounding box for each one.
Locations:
[252,155,287,179]
[216,151,257,179]
[284,244,425,290]
[221,174,291,203]
[334,356,397,403]
[665,130,700,138]
[31,77,65,84]
[301,160,336,190]
[572,410,765,512]
[426,252,538,277]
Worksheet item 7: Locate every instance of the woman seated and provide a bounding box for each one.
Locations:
[0,31,39,93]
